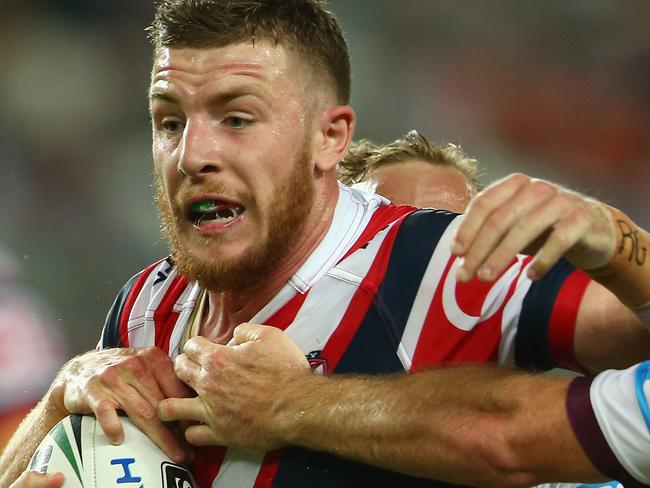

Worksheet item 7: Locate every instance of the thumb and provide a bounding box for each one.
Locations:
[11,471,65,488]
[232,322,268,345]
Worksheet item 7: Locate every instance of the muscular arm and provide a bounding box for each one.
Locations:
[0,391,67,487]
[282,367,601,488]
[573,204,650,371]
[451,174,650,372]
[0,347,191,486]
[160,325,635,488]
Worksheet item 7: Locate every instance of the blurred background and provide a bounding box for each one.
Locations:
[0,0,648,434]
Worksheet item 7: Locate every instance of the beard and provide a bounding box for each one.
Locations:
[155,143,316,293]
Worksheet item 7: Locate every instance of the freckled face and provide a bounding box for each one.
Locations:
[370,160,471,212]
[149,42,317,291]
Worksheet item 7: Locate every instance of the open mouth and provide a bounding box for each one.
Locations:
[188,200,245,227]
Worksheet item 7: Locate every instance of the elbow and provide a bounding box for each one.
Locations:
[451,417,548,488]
[477,441,542,488]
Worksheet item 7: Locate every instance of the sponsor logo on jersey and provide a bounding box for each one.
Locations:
[161,461,196,488]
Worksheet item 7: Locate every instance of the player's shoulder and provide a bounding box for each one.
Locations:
[388,205,462,244]
[100,256,181,349]
[369,203,461,229]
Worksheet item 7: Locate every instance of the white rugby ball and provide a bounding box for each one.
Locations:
[27,414,197,488]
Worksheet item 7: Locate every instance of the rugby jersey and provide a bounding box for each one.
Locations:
[99,184,591,488]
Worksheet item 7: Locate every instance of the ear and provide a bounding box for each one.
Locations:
[314,105,355,173]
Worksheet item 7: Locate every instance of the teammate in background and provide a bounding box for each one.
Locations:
[340,134,628,488]
[0,246,65,451]
[4,1,650,487]
[338,130,481,212]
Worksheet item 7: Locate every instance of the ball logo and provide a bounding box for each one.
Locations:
[161,461,197,488]
[111,458,142,484]
[28,444,53,473]
[442,257,526,331]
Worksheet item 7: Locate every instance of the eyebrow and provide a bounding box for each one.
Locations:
[149,92,178,104]
[149,86,270,107]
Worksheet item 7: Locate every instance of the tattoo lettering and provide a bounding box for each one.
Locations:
[617,219,647,266]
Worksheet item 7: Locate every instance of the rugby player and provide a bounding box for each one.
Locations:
[338,130,481,212]
[339,133,632,488]
[5,1,650,487]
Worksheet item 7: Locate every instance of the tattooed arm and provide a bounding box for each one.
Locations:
[451,174,650,372]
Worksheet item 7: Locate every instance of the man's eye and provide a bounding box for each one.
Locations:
[161,119,183,133]
[225,116,250,128]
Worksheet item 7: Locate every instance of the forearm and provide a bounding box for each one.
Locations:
[282,366,603,488]
[0,388,68,486]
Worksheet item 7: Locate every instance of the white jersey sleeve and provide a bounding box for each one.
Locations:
[566,361,650,487]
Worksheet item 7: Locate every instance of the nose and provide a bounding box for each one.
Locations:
[177,118,221,177]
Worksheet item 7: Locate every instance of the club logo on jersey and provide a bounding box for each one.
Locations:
[161,461,197,488]
[306,350,329,374]
[441,256,526,331]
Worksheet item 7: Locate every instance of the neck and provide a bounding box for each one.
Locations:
[201,179,340,343]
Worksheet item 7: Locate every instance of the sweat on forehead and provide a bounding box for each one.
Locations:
[147,0,351,104]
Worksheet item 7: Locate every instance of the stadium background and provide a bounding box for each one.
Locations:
[0,0,648,362]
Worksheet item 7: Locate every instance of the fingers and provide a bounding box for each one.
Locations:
[455,177,558,281]
[62,348,188,463]
[527,207,591,279]
[468,194,583,281]
[173,352,203,391]
[145,348,195,399]
[118,384,188,463]
[233,324,309,368]
[452,173,530,257]
[452,174,598,282]
[91,397,124,444]
[158,397,205,423]
[182,336,221,363]
[232,322,266,345]
[184,423,221,446]
[10,471,64,488]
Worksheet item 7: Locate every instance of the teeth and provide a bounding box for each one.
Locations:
[215,207,239,220]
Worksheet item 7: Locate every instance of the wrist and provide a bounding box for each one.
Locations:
[587,205,650,309]
[273,368,322,446]
[44,374,70,418]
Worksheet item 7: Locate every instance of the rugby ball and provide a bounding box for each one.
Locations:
[27,414,197,487]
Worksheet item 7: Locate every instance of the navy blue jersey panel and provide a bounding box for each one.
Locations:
[100,273,139,349]
[272,447,469,488]
[336,209,457,374]
[514,258,576,370]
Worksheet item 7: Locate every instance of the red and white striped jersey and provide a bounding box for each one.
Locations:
[99,185,591,488]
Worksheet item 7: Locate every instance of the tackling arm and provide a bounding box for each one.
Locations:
[281,363,650,488]
[280,366,601,488]
[451,174,650,371]
[160,324,650,488]
[572,205,650,371]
